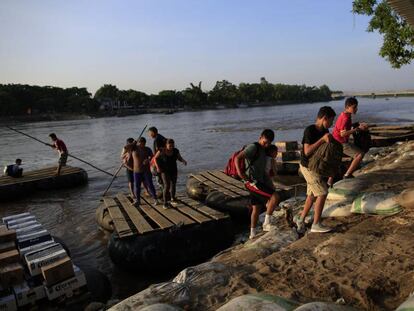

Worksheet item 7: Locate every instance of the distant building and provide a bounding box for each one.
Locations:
[97,97,133,111]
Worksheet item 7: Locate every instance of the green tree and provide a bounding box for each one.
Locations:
[353,0,414,68]
[208,80,240,105]
[94,84,119,99]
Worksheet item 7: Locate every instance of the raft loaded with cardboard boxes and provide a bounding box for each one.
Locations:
[0,212,110,310]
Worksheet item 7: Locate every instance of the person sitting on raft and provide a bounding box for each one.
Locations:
[3,158,23,178]
[154,138,187,209]
[235,129,286,239]
[47,133,68,176]
[332,97,368,179]
[121,137,135,198]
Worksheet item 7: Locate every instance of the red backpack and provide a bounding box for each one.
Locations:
[224,142,260,180]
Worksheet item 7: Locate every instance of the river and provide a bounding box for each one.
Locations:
[0,97,413,299]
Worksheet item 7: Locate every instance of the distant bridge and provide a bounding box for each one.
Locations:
[332,91,414,99]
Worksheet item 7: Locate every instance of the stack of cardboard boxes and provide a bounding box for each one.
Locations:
[0,213,87,310]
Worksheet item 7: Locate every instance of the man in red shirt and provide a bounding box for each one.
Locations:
[48,133,68,176]
[332,97,368,178]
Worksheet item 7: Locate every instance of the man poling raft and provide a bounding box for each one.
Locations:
[6,126,113,177]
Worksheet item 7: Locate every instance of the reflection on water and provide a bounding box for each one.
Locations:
[0,97,413,299]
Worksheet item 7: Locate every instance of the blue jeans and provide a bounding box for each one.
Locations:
[133,172,157,204]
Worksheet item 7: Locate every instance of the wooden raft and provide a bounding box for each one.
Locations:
[103,193,229,238]
[190,169,306,198]
[0,166,84,186]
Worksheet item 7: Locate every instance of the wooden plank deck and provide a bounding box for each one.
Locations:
[0,166,83,186]
[103,197,134,238]
[104,192,227,239]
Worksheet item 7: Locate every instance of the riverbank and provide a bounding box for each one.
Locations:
[109,141,414,310]
[0,98,337,124]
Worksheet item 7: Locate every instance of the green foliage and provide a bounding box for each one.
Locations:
[0,79,333,117]
[352,0,414,68]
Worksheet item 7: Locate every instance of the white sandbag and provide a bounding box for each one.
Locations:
[140,304,183,311]
[321,200,352,218]
[246,229,298,252]
[294,302,358,311]
[396,293,414,311]
[173,262,230,287]
[109,282,189,311]
[327,179,367,201]
[398,188,414,209]
[217,294,299,311]
[351,192,403,215]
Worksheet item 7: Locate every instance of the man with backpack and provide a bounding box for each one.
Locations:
[235,129,283,239]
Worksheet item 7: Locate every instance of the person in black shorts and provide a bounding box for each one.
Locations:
[235,129,285,239]
[154,138,187,209]
[148,126,167,190]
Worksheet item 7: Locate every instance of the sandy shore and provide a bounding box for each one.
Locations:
[108,141,414,311]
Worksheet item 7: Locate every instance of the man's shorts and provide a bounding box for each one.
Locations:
[299,164,328,197]
[342,143,364,158]
[59,153,68,165]
[245,181,287,207]
[126,169,134,183]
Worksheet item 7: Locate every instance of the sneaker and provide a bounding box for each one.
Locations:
[249,232,256,239]
[170,199,179,206]
[310,223,332,233]
[294,217,306,233]
[262,223,277,232]
[343,174,355,179]
[133,200,140,208]
[163,204,170,210]
[152,199,159,206]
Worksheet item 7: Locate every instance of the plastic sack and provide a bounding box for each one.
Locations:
[321,200,353,218]
[396,294,414,311]
[140,303,183,311]
[109,282,189,310]
[217,294,300,311]
[351,192,402,215]
[398,188,414,209]
[294,302,358,311]
[327,179,367,201]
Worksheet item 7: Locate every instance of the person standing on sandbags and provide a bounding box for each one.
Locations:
[295,106,337,233]
[332,97,368,179]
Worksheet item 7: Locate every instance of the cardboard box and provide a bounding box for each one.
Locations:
[0,250,19,266]
[5,216,36,228]
[13,281,46,307]
[44,266,86,301]
[41,257,74,287]
[0,293,17,311]
[17,230,52,249]
[0,229,16,244]
[0,263,24,288]
[18,240,55,257]
[7,220,39,230]
[15,224,43,237]
[2,213,31,223]
[25,244,66,277]
[0,241,15,254]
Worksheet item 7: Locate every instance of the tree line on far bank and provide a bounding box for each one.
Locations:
[0,78,333,116]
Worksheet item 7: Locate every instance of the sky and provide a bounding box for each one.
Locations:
[0,0,413,95]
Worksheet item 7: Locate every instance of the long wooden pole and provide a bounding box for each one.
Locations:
[6,126,114,177]
[102,124,148,197]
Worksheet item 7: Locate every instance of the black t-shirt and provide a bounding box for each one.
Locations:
[156,148,179,174]
[300,124,329,167]
[153,134,166,153]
